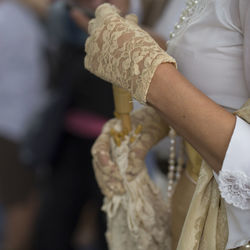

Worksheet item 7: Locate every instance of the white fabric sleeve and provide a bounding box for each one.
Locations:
[218,117,250,210]
[214,116,250,249]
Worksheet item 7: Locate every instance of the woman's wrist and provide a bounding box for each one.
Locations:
[146,62,176,106]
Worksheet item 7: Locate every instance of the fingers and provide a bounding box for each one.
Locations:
[86,3,120,35]
[89,3,120,35]
[91,119,118,157]
[86,3,134,36]
[95,3,120,19]
[91,135,110,157]
[125,13,138,24]
[88,18,97,35]
[93,154,125,198]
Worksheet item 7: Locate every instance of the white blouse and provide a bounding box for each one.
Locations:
[167,0,250,248]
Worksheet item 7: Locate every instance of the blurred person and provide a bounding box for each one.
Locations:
[0,0,51,249]
[32,1,113,250]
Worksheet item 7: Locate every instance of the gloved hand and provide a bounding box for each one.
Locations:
[91,106,169,198]
[84,3,176,104]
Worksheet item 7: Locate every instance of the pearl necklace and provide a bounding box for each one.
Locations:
[166,128,185,209]
[166,0,202,201]
[169,0,204,40]
[166,0,208,210]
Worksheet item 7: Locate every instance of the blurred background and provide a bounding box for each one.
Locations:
[0,0,185,249]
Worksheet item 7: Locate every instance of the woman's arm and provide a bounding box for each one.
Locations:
[147,63,236,173]
[84,3,236,173]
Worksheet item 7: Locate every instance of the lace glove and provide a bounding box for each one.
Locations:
[91,106,169,198]
[84,3,176,104]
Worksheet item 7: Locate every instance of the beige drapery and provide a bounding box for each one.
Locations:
[177,162,228,250]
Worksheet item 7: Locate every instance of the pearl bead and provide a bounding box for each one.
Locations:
[169,160,175,165]
[177,165,183,171]
[176,173,181,179]
[182,10,187,16]
[181,16,186,21]
[170,139,175,144]
[170,32,175,38]
[169,0,200,40]
[169,152,175,158]
[175,24,181,30]
[167,193,173,198]
[169,165,175,171]
[168,172,174,179]
[168,179,174,185]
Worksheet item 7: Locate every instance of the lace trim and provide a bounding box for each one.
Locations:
[218,170,250,210]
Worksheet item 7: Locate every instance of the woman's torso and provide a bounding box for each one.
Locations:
[167,0,249,111]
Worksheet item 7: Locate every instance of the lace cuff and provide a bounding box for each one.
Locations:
[218,170,250,210]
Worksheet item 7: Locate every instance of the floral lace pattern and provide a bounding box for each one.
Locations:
[103,169,172,250]
[85,3,176,104]
[218,170,250,210]
[91,106,169,197]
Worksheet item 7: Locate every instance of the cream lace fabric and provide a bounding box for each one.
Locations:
[84,3,176,104]
[103,168,171,250]
[218,171,250,210]
[91,106,169,197]
[91,106,171,250]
